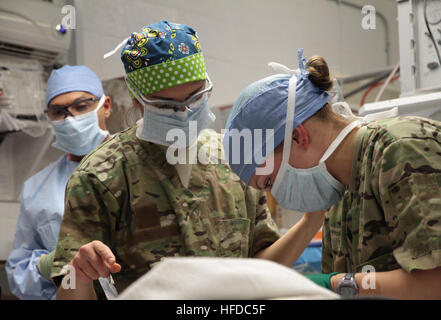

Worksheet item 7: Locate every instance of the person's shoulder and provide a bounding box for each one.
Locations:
[22,155,67,197]
[368,116,441,142]
[75,126,139,175]
[194,129,248,191]
[366,116,441,157]
[367,117,441,182]
[65,126,143,194]
[358,116,441,164]
[197,128,222,145]
[196,128,224,158]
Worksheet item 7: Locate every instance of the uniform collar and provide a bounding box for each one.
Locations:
[349,125,367,193]
[136,118,195,188]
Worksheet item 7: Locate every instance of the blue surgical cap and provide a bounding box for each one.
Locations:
[223,49,330,185]
[45,65,104,107]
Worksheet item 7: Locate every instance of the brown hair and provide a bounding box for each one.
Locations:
[305,55,348,128]
[306,55,333,91]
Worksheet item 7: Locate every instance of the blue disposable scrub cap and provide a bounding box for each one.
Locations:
[45,65,104,107]
[223,48,330,185]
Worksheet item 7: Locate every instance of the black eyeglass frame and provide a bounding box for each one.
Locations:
[44,97,100,119]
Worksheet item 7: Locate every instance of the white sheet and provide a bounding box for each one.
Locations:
[118,257,339,300]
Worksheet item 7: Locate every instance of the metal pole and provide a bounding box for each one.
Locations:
[338,66,395,84]
[343,71,391,99]
[328,0,391,66]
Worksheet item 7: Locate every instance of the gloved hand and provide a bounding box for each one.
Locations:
[37,250,56,281]
[305,272,341,291]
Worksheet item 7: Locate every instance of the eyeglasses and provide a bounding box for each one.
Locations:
[125,74,213,112]
[45,97,100,120]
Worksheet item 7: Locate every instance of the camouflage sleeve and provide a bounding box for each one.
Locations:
[380,138,441,272]
[321,211,334,274]
[321,192,351,274]
[50,170,119,287]
[246,188,280,257]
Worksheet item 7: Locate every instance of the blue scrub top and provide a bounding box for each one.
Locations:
[6,155,78,300]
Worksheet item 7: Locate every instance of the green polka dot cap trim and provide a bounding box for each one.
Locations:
[126,52,206,97]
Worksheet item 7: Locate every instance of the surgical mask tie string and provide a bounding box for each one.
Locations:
[267,62,300,76]
[267,48,309,79]
[104,37,130,59]
[297,48,309,79]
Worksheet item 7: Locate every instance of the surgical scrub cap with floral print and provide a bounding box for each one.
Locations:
[121,20,207,97]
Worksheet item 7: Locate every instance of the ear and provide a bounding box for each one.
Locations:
[292,124,310,150]
[103,96,112,118]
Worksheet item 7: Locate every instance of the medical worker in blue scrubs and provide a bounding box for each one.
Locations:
[6,65,112,299]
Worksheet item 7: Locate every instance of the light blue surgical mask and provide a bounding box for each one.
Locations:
[126,76,216,148]
[139,95,215,148]
[270,74,360,212]
[51,95,109,156]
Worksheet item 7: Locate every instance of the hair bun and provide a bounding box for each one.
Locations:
[306,56,333,91]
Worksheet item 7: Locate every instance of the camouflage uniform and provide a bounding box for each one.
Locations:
[50,126,280,294]
[322,116,441,274]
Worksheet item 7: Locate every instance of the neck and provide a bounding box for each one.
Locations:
[68,153,83,162]
[325,126,359,186]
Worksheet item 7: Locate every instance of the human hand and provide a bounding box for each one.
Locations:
[71,240,121,284]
